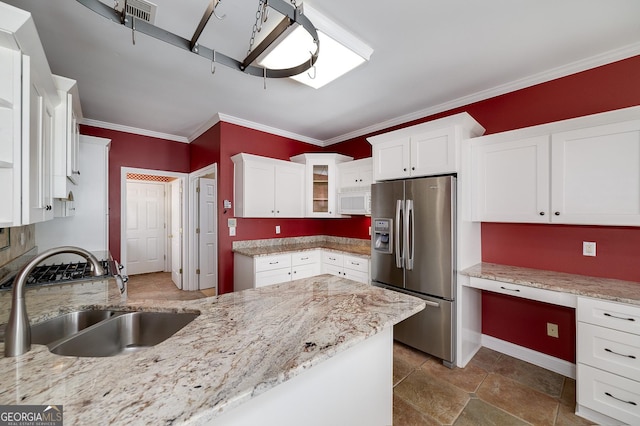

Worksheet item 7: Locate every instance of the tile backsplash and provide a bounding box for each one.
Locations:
[0,224,35,268]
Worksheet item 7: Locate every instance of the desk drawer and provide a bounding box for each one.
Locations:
[578,322,640,382]
[468,277,576,307]
[578,297,640,335]
[577,363,640,425]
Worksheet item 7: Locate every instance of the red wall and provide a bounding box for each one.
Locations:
[80,125,191,261]
[483,292,576,362]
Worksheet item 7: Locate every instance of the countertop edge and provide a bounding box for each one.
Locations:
[461,262,640,306]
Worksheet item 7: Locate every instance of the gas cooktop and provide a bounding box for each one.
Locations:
[0,260,113,291]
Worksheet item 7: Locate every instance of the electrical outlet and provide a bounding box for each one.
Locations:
[583,241,596,257]
[229,227,236,237]
[368,226,371,236]
[275,225,281,234]
[547,322,559,338]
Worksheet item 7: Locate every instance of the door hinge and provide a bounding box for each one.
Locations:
[196,186,200,193]
[196,269,200,275]
[179,268,182,274]
[196,228,200,234]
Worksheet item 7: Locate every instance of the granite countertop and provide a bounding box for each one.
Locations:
[233,241,371,258]
[462,262,640,306]
[0,274,423,424]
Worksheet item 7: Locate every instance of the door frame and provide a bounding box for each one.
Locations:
[188,163,218,292]
[120,167,188,284]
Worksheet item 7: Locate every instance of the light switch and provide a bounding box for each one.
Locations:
[276,225,281,234]
[228,218,237,227]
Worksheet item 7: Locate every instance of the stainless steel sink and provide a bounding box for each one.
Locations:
[31,310,119,346]
[48,311,199,357]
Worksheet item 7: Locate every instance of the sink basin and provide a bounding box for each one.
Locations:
[31,310,119,346]
[49,311,199,357]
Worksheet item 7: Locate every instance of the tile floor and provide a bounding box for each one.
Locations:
[127,272,594,426]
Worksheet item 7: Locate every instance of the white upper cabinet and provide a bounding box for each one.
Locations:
[290,153,353,218]
[551,121,640,225]
[1,2,64,226]
[52,75,82,198]
[368,113,485,181]
[472,135,550,223]
[232,153,305,218]
[338,157,373,190]
[471,107,640,226]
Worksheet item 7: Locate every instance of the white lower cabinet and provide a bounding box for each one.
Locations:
[235,250,322,290]
[576,297,640,425]
[321,252,369,284]
[234,249,370,290]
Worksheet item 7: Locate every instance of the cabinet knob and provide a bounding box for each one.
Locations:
[277,210,280,213]
[539,212,545,216]
[554,212,560,216]
[73,170,80,175]
[271,210,274,213]
[411,167,415,171]
[403,168,407,172]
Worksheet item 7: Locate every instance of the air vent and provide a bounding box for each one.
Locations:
[119,0,157,24]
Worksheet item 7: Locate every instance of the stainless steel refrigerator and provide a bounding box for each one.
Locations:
[371,175,456,366]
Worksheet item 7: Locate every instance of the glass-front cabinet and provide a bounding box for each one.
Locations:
[290,153,353,218]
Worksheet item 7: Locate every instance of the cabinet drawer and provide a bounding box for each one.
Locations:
[578,297,640,335]
[322,251,343,267]
[255,268,292,287]
[255,254,292,272]
[468,277,576,307]
[343,255,368,273]
[291,250,320,266]
[578,322,640,382]
[577,363,640,425]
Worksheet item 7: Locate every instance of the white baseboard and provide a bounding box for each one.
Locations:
[481,334,576,379]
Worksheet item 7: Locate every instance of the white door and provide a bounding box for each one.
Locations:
[126,181,166,275]
[198,177,217,290]
[169,179,182,289]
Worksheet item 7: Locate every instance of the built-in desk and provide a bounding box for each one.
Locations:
[461,263,640,425]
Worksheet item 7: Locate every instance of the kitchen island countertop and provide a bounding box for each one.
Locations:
[462,262,640,306]
[0,274,423,424]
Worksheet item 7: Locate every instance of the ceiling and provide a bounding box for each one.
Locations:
[6,0,640,145]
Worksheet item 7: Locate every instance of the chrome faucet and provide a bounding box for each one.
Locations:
[4,246,105,357]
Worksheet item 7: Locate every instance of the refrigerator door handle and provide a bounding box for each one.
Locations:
[424,300,440,308]
[405,199,414,270]
[395,199,403,268]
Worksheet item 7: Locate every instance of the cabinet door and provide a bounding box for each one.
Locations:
[292,262,321,280]
[23,76,54,224]
[472,136,550,222]
[275,162,305,217]
[305,160,339,217]
[241,160,276,217]
[372,138,410,181]
[0,48,22,226]
[410,127,456,176]
[255,268,292,287]
[339,162,361,189]
[551,120,640,226]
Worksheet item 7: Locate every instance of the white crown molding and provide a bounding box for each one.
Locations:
[80,118,189,143]
[212,113,327,147]
[323,41,640,145]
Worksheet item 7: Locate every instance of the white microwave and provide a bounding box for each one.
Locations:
[338,190,371,215]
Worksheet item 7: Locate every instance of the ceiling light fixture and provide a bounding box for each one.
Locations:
[258,4,373,89]
[75,0,320,80]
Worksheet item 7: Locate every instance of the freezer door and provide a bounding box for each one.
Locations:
[404,176,455,299]
[370,180,405,288]
[375,283,455,364]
